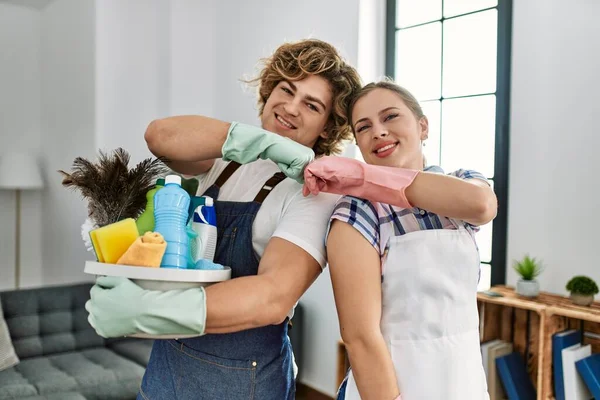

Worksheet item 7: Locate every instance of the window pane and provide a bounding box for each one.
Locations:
[478,263,491,292]
[441,95,496,177]
[477,220,493,263]
[396,23,441,101]
[444,0,497,18]
[396,0,442,28]
[421,100,441,167]
[442,10,498,98]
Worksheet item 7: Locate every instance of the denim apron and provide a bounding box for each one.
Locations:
[138,162,295,400]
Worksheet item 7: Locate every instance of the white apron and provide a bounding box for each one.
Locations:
[343,225,489,400]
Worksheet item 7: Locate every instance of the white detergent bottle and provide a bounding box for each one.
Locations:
[191,196,217,262]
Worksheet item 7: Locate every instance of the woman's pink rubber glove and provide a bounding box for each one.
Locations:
[302,156,419,208]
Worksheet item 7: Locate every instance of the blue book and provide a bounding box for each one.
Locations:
[553,329,582,400]
[496,352,536,400]
[575,353,600,399]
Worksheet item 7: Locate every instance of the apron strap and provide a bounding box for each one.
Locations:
[253,172,286,204]
[212,161,286,204]
[214,161,241,188]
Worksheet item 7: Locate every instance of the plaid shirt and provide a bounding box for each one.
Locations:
[329,166,489,261]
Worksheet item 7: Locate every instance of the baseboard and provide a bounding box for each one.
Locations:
[296,383,334,400]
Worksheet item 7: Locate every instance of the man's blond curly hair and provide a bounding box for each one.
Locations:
[250,39,362,156]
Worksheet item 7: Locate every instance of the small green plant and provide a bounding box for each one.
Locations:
[512,255,543,281]
[566,276,599,296]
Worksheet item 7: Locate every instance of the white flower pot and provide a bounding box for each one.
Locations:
[569,293,594,306]
[516,279,539,297]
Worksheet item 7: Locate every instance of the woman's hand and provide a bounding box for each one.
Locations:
[302,156,418,209]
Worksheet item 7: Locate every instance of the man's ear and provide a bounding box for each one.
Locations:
[419,116,429,141]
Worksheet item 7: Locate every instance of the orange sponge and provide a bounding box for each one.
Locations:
[117,232,167,268]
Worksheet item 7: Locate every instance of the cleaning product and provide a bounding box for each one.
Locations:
[89,218,139,264]
[191,196,217,262]
[188,195,213,223]
[153,175,190,268]
[185,220,198,269]
[135,178,165,235]
[181,177,200,198]
[187,195,214,265]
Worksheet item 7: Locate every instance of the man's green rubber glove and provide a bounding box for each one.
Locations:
[221,122,315,183]
[85,276,206,338]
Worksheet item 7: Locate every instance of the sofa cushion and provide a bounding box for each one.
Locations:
[0,298,19,372]
[18,393,87,400]
[0,348,144,400]
[0,284,103,359]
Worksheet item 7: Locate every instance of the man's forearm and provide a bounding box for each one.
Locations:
[204,274,282,334]
[145,116,229,163]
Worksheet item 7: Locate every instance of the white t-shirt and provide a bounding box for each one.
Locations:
[195,158,340,269]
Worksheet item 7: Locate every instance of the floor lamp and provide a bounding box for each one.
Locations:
[0,153,44,289]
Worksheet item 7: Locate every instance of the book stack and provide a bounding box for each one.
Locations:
[480,339,536,399]
[552,329,599,400]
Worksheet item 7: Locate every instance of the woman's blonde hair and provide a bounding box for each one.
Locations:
[348,79,424,127]
[249,39,362,156]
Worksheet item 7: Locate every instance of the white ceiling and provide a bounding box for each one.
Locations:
[0,0,52,10]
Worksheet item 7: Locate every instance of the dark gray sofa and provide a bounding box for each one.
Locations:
[0,283,153,400]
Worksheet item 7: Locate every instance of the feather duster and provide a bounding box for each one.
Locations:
[58,148,169,227]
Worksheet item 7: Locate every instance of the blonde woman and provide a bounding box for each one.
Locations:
[304,81,496,400]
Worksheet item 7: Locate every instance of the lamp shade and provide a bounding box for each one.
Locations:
[0,152,44,190]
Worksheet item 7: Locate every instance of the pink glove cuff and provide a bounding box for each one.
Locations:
[393,395,402,400]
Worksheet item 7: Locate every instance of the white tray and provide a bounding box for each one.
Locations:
[84,261,231,339]
[84,261,231,289]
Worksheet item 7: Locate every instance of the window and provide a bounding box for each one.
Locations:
[386,0,512,286]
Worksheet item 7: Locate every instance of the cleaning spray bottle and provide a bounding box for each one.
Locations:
[154,175,190,268]
[191,196,217,263]
[136,178,165,235]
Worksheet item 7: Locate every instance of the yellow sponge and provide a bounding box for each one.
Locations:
[89,218,139,264]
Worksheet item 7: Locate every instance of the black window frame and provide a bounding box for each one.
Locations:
[385,0,513,286]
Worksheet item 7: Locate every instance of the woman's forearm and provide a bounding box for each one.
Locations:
[405,172,497,226]
[344,333,400,400]
[145,115,229,174]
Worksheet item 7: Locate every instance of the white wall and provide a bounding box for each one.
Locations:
[95,0,218,164]
[169,0,217,119]
[0,3,42,290]
[40,0,96,286]
[506,0,600,294]
[95,0,167,164]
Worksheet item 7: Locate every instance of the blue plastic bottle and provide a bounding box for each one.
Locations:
[154,175,190,268]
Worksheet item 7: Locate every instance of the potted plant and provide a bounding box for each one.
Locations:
[513,255,543,297]
[566,276,598,306]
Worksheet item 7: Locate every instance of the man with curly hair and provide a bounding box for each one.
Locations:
[86,39,361,399]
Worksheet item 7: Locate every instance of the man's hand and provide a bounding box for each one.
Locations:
[222,122,314,183]
[86,276,207,338]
